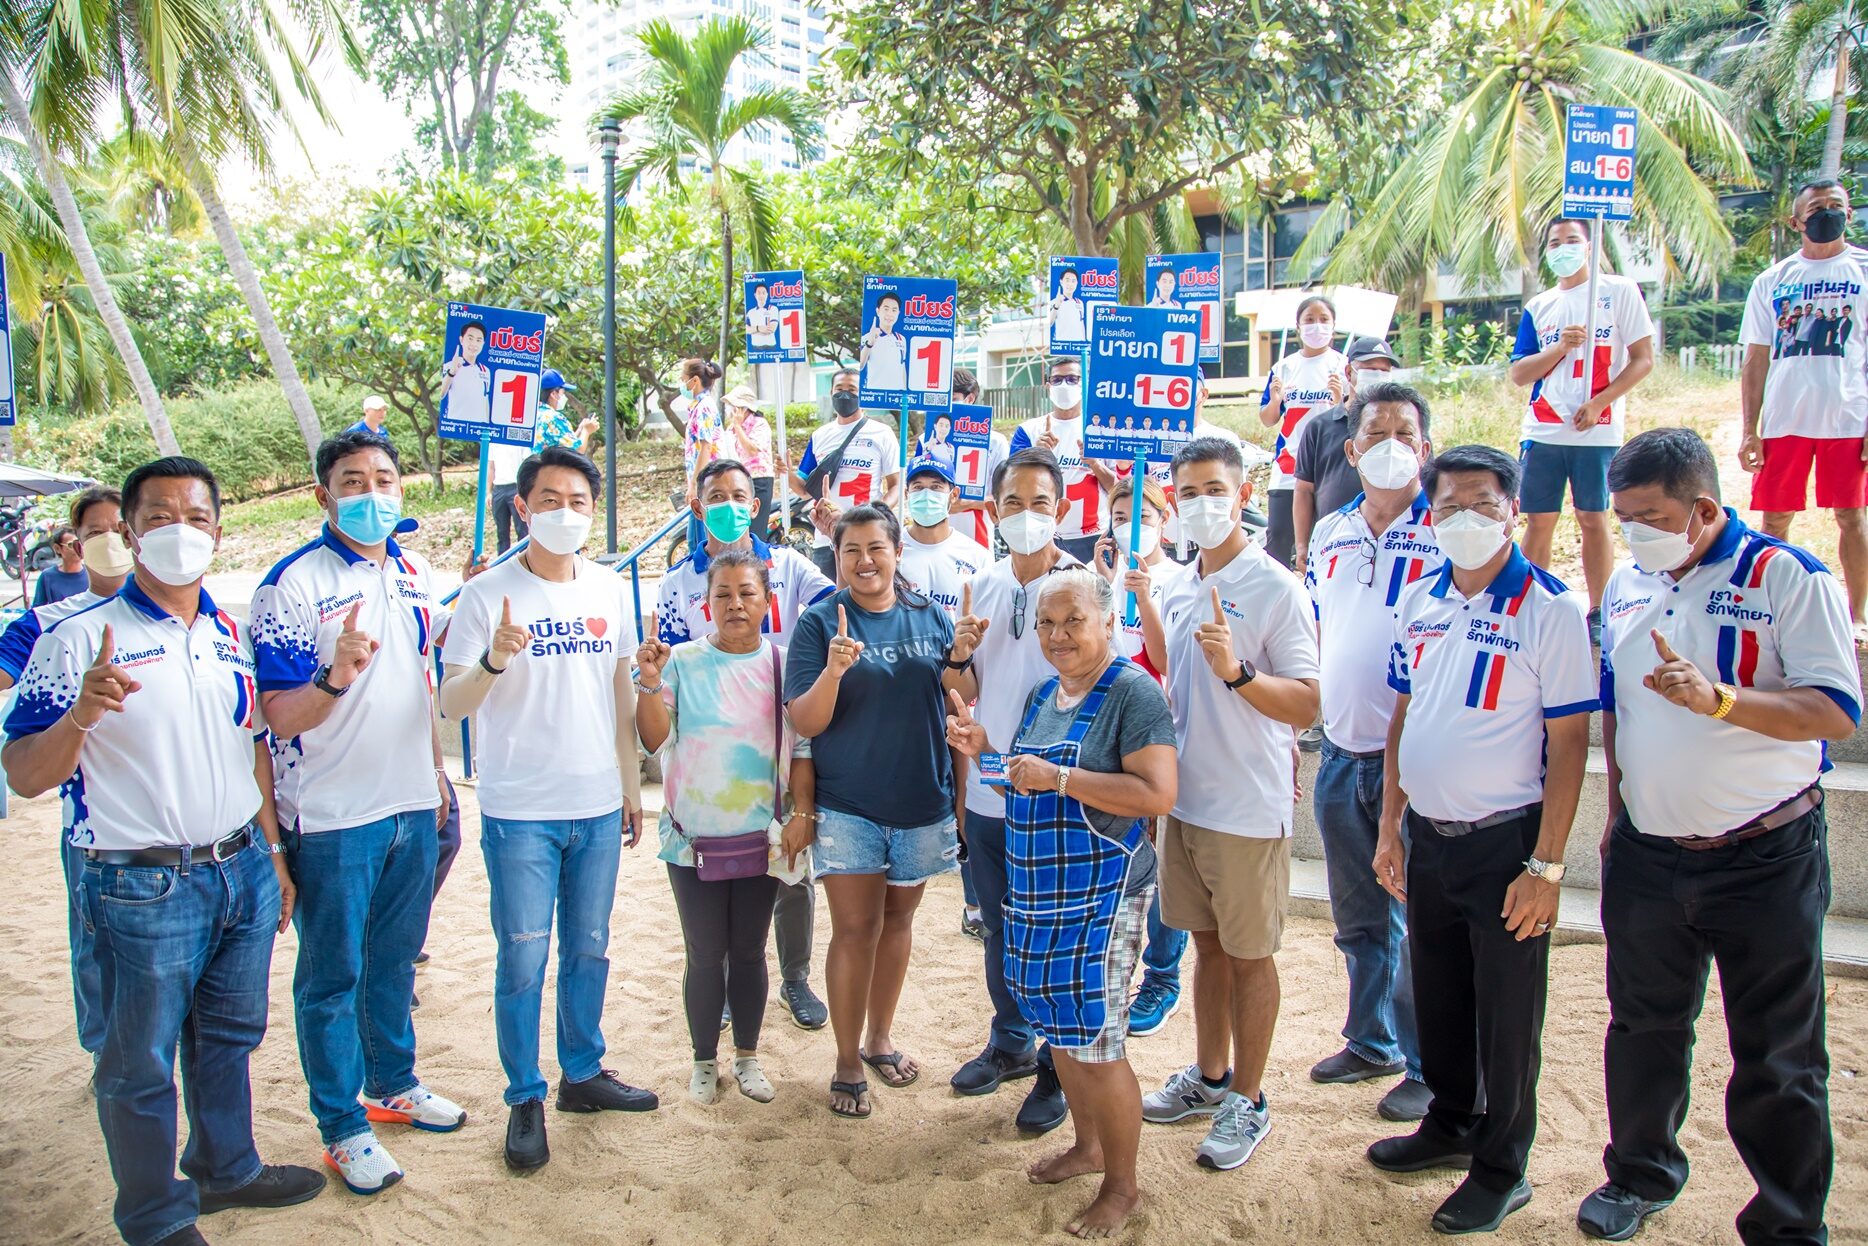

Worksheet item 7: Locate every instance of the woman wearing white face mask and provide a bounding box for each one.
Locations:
[1259,296,1348,571]
[1093,478,1171,678]
[438,446,656,1171]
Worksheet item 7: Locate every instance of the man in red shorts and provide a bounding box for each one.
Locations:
[1739,178,1868,638]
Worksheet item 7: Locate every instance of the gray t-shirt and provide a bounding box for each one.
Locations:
[1013,662,1176,895]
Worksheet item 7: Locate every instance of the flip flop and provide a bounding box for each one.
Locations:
[829,1078,871,1118]
[860,1049,920,1088]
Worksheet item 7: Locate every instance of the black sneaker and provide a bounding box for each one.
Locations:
[960,910,985,941]
[949,1044,1039,1096]
[1432,1175,1532,1235]
[1577,1183,1675,1241]
[198,1163,327,1215]
[556,1069,659,1113]
[1015,1060,1068,1134]
[1378,1077,1434,1122]
[1309,1046,1405,1084]
[413,951,430,966]
[1367,1125,1473,1173]
[506,1101,549,1172]
[780,979,828,1030]
[151,1228,210,1246]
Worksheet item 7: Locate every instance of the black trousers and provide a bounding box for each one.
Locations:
[1265,490,1296,569]
[492,483,526,554]
[667,863,780,1061]
[1602,807,1831,1246]
[1406,806,1549,1192]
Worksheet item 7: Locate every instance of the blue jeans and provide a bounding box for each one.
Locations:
[64,834,105,1053]
[966,811,1035,1056]
[286,809,438,1144]
[1139,886,1187,994]
[1314,740,1421,1079]
[482,810,622,1105]
[84,838,279,1246]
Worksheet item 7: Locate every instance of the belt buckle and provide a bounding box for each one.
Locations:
[211,832,241,864]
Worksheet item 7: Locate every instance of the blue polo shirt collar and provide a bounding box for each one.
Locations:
[1698,507,1747,566]
[690,532,772,575]
[1427,543,1531,600]
[119,574,220,623]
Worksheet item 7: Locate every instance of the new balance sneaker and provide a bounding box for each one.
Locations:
[323,1130,403,1195]
[1195,1092,1271,1170]
[1127,982,1181,1037]
[365,1083,467,1132]
[1142,1064,1231,1123]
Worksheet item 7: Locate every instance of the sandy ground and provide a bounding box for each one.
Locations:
[0,779,1864,1246]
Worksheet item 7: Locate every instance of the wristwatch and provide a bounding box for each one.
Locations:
[1525,856,1566,884]
[1224,659,1258,690]
[941,648,973,673]
[1709,682,1738,720]
[312,664,349,699]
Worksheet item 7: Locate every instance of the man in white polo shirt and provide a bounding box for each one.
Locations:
[1581,428,1857,1245]
[6,456,326,1246]
[1371,444,1594,1236]
[1303,382,1435,1124]
[657,455,835,1030]
[900,456,990,617]
[440,446,656,1173]
[250,430,462,1197]
[1145,436,1320,1173]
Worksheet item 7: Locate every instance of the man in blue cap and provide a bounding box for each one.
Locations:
[489,370,599,554]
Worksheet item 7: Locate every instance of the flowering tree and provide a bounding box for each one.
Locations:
[115,234,268,393]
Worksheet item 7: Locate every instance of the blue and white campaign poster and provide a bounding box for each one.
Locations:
[1144,253,1222,363]
[1047,256,1120,353]
[1563,104,1637,221]
[1082,304,1202,464]
[859,275,957,412]
[947,403,995,502]
[745,269,806,364]
[0,254,15,426]
[438,302,548,447]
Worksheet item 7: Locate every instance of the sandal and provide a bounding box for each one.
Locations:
[860,1048,920,1088]
[828,1078,871,1118]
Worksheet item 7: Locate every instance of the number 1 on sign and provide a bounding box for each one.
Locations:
[1162,330,1195,365]
[909,336,951,393]
[781,309,804,349]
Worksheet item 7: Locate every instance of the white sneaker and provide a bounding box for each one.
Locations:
[1196,1092,1271,1170]
[365,1082,467,1132]
[323,1130,403,1195]
[691,1059,720,1104]
[733,1056,774,1103]
[1142,1064,1232,1123]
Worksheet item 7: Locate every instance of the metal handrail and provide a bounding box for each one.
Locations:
[612,507,692,635]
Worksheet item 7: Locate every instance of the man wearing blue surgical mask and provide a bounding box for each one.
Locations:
[250,430,463,1196]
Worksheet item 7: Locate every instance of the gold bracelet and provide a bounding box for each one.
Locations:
[1710,682,1738,720]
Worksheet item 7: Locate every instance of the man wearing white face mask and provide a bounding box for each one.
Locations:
[900,457,990,618]
[1584,429,1856,1245]
[1292,339,1403,572]
[1011,358,1115,564]
[1303,383,1436,1124]
[250,430,460,1196]
[439,446,656,1172]
[1370,444,1594,1235]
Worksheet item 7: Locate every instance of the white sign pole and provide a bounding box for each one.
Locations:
[1581,219,1604,397]
[776,361,790,530]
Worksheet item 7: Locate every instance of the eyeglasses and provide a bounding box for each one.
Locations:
[1045,374,1079,386]
[1011,567,1059,639]
[1355,536,1378,587]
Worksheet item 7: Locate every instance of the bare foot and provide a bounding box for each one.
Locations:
[1027,1143,1104,1185]
[1067,1185,1141,1239]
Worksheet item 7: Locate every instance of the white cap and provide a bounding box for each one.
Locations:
[362,394,388,412]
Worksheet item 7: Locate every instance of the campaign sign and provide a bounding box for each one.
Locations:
[978,753,1009,787]
[745,269,806,364]
[1082,305,1202,464]
[946,402,995,503]
[438,302,548,447]
[859,276,957,412]
[1047,256,1120,353]
[1144,253,1222,362]
[0,254,15,426]
[1563,104,1637,221]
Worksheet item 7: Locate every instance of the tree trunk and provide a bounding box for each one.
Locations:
[1822,5,1854,180]
[0,68,179,454]
[718,195,735,366]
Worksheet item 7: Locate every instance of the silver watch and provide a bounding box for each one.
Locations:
[1525,855,1566,883]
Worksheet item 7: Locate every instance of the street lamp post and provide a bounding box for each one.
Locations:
[599,118,621,554]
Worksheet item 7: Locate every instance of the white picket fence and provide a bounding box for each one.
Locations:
[1678,343,1744,375]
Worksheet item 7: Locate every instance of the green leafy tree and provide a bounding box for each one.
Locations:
[407,90,566,184]
[596,16,823,364]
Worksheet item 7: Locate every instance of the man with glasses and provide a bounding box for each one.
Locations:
[34,527,91,606]
[1303,383,1436,1124]
[1369,444,1594,1235]
[1010,358,1113,564]
[943,447,1080,1132]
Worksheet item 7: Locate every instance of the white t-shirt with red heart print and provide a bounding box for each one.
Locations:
[443,552,639,820]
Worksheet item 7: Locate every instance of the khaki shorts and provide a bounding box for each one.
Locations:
[1159,817,1289,959]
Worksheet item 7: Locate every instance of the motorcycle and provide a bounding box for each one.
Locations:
[0,500,58,581]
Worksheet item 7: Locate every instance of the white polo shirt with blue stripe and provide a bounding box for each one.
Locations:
[4,578,264,851]
[1388,545,1597,823]
[250,526,440,834]
[1306,491,1438,754]
[0,589,104,682]
[656,533,835,650]
[1601,511,1860,837]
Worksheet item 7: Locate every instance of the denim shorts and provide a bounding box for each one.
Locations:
[1518,440,1614,513]
[814,809,960,884]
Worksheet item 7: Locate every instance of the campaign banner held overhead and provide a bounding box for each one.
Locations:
[859,275,957,412]
[746,270,806,364]
[438,302,548,447]
[1082,305,1202,464]
[1047,256,1120,353]
[946,403,996,502]
[1145,253,1222,362]
[1563,104,1637,221]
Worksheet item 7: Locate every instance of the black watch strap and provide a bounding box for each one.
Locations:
[1224,660,1257,689]
[941,649,973,672]
[313,664,349,698]
[479,652,505,676]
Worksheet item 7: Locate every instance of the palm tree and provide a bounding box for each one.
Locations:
[84,127,205,237]
[596,16,823,364]
[1300,0,1754,295]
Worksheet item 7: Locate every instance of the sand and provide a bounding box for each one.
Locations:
[1,778,1863,1246]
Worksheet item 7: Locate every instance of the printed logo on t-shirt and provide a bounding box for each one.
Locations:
[526,616,615,656]
[1769,273,1863,360]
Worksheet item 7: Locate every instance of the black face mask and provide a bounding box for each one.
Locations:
[1805,206,1848,245]
[831,390,861,418]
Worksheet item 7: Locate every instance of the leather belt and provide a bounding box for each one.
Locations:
[1672,788,1822,852]
[86,825,254,870]
[1326,740,1385,762]
[1419,803,1540,838]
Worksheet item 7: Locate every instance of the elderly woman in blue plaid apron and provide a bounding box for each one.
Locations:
[947,567,1178,1239]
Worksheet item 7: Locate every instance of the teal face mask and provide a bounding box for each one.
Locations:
[333,491,403,546]
[703,501,753,544]
[1546,243,1587,278]
[906,489,951,527]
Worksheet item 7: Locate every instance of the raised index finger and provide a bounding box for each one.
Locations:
[343,603,361,632]
[836,604,848,637]
[961,582,972,618]
[1651,628,1680,663]
[947,688,971,722]
[1210,586,1224,624]
[91,623,114,668]
[501,596,512,627]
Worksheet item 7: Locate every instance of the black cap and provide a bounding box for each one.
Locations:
[1346,338,1400,366]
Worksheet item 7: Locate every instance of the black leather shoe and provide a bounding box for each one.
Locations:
[1015,1060,1068,1134]
[1432,1176,1532,1235]
[1310,1046,1406,1084]
[1378,1077,1435,1122]
[505,1101,549,1171]
[781,980,829,1030]
[1367,1126,1473,1173]
[950,1045,1040,1096]
[151,1227,210,1246]
[557,1069,659,1113]
[198,1163,326,1214]
[1577,1183,1674,1241]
